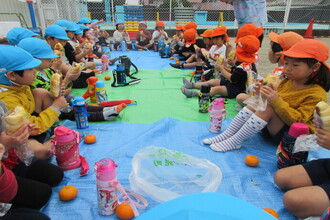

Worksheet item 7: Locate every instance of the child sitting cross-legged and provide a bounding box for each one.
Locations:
[203,39,330,152]
[181,35,259,99]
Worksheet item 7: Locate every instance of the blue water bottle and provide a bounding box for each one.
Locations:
[72,96,89,129]
[114,63,126,85]
[109,40,115,51]
[120,41,127,51]
[95,81,108,104]
[131,40,136,51]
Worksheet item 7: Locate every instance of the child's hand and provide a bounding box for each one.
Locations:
[52,96,69,111]
[0,125,30,150]
[51,58,63,71]
[226,57,235,66]
[260,83,278,102]
[27,124,41,136]
[315,128,330,150]
[253,80,263,95]
[83,46,93,54]
[0,143,4,160]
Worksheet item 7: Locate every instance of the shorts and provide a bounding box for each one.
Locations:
[138,40,150,47]
[30,112,52,143]
[219,79,244,99]
[261,124,289,145]
[302,159,330,200]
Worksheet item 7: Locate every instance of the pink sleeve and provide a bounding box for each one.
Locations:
[0,163,18,203]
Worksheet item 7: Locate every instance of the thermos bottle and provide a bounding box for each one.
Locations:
[95,81,109,104]
[194,65,204,83]
[72,96,89,129]
[209,98,226,133]
[198,84,211,113]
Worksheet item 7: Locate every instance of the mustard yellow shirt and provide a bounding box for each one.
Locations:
[0,84,60,133]
[270,78,327,133]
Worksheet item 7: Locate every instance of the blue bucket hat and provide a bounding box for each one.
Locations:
[55,20,78,32]
[91,19,101,27]
[115,20,124,25]
[6,27,38,46]
[44,24,70,40]
[78,24,89,30]
[0,45,41,86]
[78,17,91,24]
[18,37,58,59]
[75,24,88,34]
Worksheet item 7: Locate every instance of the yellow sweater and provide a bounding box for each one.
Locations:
[0,84,60,133]
[270,78,327,133]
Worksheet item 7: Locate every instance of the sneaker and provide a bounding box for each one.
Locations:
[170,63,181,69]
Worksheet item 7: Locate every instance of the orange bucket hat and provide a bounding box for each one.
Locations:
[200,29,214,38]
[184,22,197,30]
[183,28,196,46]
[236,35,260,63]
[280,39,330,70]
[156,21,165,27]
[175,25,184,31]
[268,31,303,51]
[235,24,264,43]
[211,26,230,42]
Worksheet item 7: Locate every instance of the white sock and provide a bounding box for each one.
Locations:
[210,114,267,152]
[203,107,254,144]
[103,106,119,121]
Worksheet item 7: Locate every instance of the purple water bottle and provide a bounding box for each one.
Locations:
[209,98,227,133]
[95,158,119,215]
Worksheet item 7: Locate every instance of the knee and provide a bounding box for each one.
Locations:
[273,169,289,189]
[283,191,302,217]
[236,93,247,106]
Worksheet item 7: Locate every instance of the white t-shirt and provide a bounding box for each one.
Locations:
[152,30,168,42]
[113,30,130,43]
[208,44,226,65]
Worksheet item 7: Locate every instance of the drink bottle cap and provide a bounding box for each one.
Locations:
[212,98,225,110]
[72,96,85,106]
[200,84,210,93]
[87,76,98,84]
[288,122,309,138]
[95,159,118,180]
[96,81,105,88]
[53,126,76,143]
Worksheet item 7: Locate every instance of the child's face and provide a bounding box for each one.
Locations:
[203,37,213,46]
[157,27,164,31]
[268,42,280,64]
[14,69,36,86]
[75,34,82,41]
[139,24,146,31]
[212,36,225,46]
[117,24,125,30]
[66,31,75,40]
[175,30,182,36]
[283,57,314,81]
[48,37,67,48]
[37,59,53,70]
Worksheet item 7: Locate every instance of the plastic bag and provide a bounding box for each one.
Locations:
[129,146,222,203]
[243,94,268,111]
[293,134,320,153]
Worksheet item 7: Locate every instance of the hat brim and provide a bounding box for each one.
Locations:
[200,34,211,38]
[236,47,256,63]
[56,35,70,41]
[37,53,59,59]
[268,32,279,43]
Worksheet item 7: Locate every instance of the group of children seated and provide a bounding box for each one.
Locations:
[1,17,330,220]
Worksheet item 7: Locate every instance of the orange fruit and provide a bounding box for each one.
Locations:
[127,49,131,51]
[169,57,174,60]
[138,49,143,51]
[115,202,134,220]
[104,76,111,80]
[90,104,99,106]
[58,185,78,201]
[244,155,259,167]
[84,134,97,144]
[262,208,279,219]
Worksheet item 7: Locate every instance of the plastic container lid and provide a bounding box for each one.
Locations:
[212,98,225,110]
[96,81,105,88]
[72,96,85,106]
[53,126,75,143]
[200,84,210,93]
[95,158,118,181]
[288,122,309,138]
[116,63,125,71]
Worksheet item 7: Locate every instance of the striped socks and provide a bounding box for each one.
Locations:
[203,107,254,144]
[209,114,267,152]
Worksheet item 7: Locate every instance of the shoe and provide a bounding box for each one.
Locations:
[181,87,198,98]
[170,63,181,69]
[143,47,149,51]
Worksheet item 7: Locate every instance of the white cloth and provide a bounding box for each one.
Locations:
[208,44,226,66]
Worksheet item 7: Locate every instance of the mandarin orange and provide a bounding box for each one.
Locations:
[244,155,259,167]
[84,134,97,144]
[115,202,134,220]
[58,185,78,201]
[262,208,279,219]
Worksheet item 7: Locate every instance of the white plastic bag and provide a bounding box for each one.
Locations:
[129,146,222,203]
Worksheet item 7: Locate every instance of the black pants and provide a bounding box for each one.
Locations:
[59,106,106,122]
[11,159,64,209]
[1,208,50,220]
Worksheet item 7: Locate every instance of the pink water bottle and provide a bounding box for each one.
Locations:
[95,158,119,215]
[209,98,226,133]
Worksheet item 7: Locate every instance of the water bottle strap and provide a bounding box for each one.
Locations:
[115,181,148,217]
[79,155,90,176]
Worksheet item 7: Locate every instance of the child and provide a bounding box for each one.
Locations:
[0,102,63,219]
[175,28,197,61]
[136,21,152,50]
[17,38,125,122]
[208,26,229,67]
[181,35,259,99]
[170,24,184,55]
[170,29,213,69]
[236,31,304,107]
[274,126,330,218]
[151,21,168,43]
[6,27,38,46]
[113,20,130,49]
[203,39,330,152]
[0,45,69,158]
